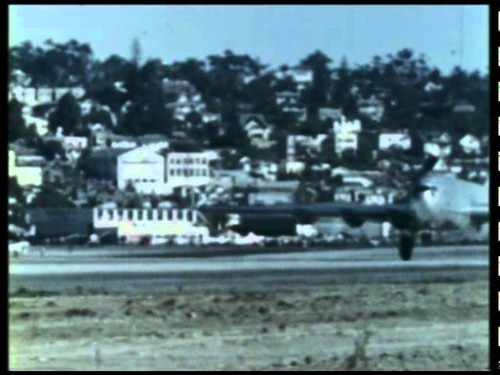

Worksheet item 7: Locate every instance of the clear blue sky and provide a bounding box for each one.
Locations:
[9,5,488,75]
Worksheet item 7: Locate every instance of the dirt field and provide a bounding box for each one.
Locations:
[9,281,488,371]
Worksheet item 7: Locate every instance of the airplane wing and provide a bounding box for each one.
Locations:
[200,202,416,230]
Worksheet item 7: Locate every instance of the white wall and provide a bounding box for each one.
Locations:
[335,133,358,154]
[93,208,209,238]
[16,166,43,186]
[379,133,411,150]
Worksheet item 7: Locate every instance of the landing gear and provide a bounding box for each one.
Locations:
[398,233,415,261]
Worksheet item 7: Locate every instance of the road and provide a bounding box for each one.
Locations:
[9,245,487,294]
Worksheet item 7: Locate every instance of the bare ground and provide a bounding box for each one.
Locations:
[9,281,488,371]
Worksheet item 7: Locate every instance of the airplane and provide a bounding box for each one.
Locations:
[199,157,488,261]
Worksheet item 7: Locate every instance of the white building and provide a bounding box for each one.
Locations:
[255,161,279,181]
[276,91,300,107]
[61,136,88,151]
[424,81,443,93]
[90,124,137,149]
[9,150,16,178]
[378,132,412,151]
[357,97,385,122]
[14,155,45,187]
[93,207,210,243]
[117,142,218,195]
[287,134,328,160]
[284,160,306,175]
[423,132,452,158]
[459,134,481,155]
[242,115,277,149]
[9,86,85,107]
[202,112,221,124]
[289,68,313,86]
[23,115,49,136]
[318,107,343,122]
[333,116,362,155]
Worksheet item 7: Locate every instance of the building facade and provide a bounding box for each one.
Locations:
[117,142,217,195]
[333,116,362,155]
[93,207,210,242]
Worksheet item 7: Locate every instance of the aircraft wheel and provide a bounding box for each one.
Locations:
[398,234,414,261]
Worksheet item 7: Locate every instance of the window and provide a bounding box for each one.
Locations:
[167,210,172,220]
[147,210,153,221]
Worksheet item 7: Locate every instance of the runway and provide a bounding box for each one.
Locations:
[9,245,488,294]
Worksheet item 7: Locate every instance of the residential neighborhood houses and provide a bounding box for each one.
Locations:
[8,43,489,248]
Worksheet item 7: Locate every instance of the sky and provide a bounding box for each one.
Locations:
[9,5,489,75]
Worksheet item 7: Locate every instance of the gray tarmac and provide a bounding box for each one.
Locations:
[9,245,488,294]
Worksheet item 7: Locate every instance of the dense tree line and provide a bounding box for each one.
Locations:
[9,39,489,145]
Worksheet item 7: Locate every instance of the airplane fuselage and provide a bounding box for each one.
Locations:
[410,173,488,231]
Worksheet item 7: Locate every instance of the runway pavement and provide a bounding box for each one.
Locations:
[9,245,488,294]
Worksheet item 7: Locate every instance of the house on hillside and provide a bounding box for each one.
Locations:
[90,124,137,149]
[378,131,412,151]
[420,131,452,158]
[459,134,481,155]
[162,79,197,97]
[239,114,277,149]
[9,86,85,108]
[332,116,362,155]
[357,96,385,122]
[287,134,328,160]
[9,145,45,187]
[22,114,49,136]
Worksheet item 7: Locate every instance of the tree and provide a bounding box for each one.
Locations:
[28,186,76,208]
[83,107,114,128]
[300,50,333,116]
[167,58,211,98]
[242,72,278,115]
[94,54,130,83]
[11,39,95,86]
[9,99,27,142]
[39,140,66,161]
[185,111,202,127]
[48,93,82,135]
[9,177,25,204]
